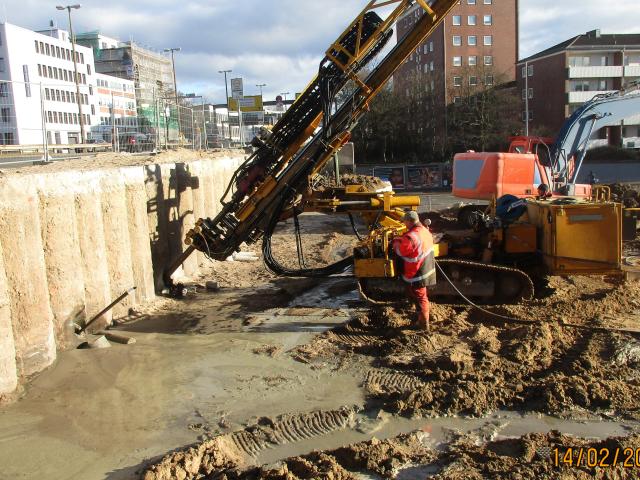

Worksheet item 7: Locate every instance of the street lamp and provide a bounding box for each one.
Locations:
[56,4,85,143]
[280,91,290,111]
[164,47,181,140]
[256,83,266,97]
[218,69,232,140]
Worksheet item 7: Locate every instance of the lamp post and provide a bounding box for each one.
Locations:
[164,47,181,140]
[280,91,290,112]
[218,69,232,140]
[56,4,85,143]
[256,83,266,127]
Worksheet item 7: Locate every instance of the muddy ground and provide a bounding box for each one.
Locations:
[2,194,640,480]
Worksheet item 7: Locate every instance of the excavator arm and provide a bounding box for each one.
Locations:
[552,83,640,194]
[164,0,460,284]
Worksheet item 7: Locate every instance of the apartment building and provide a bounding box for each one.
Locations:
[395,0,519,103]
[517,30,640,146]
[0,22,98,145]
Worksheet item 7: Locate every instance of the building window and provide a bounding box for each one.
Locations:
[45,44,50,55]
[485,75,494,86]
[56,46,60,58]
[423,44,428,54]
[469,76,478,86]
[529,88,534,99]
[484,14,492,25]
[87,64,92,75]
[468,56,477,66]
[80,53,84,64]
[453,76,462,87]
[484,55,493,65]
[0,83,8,97]
[454,96,462,104]
[528,65,534,76]
[89,85,93,95]
[569,56,591,67]
[484,35,493,46]
[430,61,434,71]
[64,70,68,81]
[453,15,461,25]
[66,91,71,102]
[0,57,4,73]
[35,40,39,53]
[23,65,31,97]
[453,56,462,67]
[574,81,590,92]
[423,64,429,74]
[467,0,476,4]
[522,89,527,100]
[468,35,477,46]
[429,41,434,52]
[468,15,477,26]
[599,79,608,90]
[48,66,53,77]
[55,90,61,102]
[1,107,10,122]
[484,0,492,3]
[453,35,462,46]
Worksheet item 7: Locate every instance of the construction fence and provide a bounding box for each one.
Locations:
[0,79,238,165]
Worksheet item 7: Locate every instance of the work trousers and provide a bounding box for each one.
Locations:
[406,284,430,329]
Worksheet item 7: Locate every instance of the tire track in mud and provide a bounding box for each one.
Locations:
[223,406,358,458]
[143,407,361,480]
[364,370,425,393]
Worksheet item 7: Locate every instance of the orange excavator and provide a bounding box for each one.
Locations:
[452,85,640,226]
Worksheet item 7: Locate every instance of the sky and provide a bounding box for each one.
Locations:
[4,0,639,104]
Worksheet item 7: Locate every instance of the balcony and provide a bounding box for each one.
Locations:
[624,66,640,77]
[568,90,615,104]
[568,66,623,78]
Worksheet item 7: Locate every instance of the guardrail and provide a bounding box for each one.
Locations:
[0,143,113,155]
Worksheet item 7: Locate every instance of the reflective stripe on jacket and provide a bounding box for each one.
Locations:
[393,223,436,286]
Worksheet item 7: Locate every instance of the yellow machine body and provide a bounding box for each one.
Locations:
[504,223,537,254]
[526,200,622,275]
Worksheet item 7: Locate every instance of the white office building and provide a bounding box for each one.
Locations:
[0,21,99,145]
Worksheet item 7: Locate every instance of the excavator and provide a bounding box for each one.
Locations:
[163,0,628,305]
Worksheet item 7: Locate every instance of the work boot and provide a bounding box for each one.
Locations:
[417,311,430,331]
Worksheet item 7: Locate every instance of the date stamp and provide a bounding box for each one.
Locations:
[553,447,640,468]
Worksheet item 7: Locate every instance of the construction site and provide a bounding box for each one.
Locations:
[2,1,640,479]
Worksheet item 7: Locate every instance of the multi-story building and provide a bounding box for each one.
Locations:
[395,0,519,103]
[517,30,640,147]
[93,72,137,140]
[76,32,174,127]
[0,21,98,145]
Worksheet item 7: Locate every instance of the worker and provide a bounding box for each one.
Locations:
[393,211,436,330]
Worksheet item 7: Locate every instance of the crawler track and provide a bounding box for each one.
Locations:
[359,259,535,305]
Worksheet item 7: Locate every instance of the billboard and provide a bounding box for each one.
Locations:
[407,165,442,189]
[230,77,243,99]
[228,95,264,113]
[374,166,406,190]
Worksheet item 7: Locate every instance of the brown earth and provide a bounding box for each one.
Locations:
[293,276,640,419]
[143,425,640,480]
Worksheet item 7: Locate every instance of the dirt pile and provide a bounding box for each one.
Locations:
[293,278,640,419]
[435,431,640,479]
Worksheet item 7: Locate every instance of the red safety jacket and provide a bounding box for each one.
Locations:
[393,223,436,286]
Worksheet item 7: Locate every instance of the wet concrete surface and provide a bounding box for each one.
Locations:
[0,279,363,480]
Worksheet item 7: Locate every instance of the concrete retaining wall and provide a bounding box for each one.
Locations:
[0,153,243,396]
